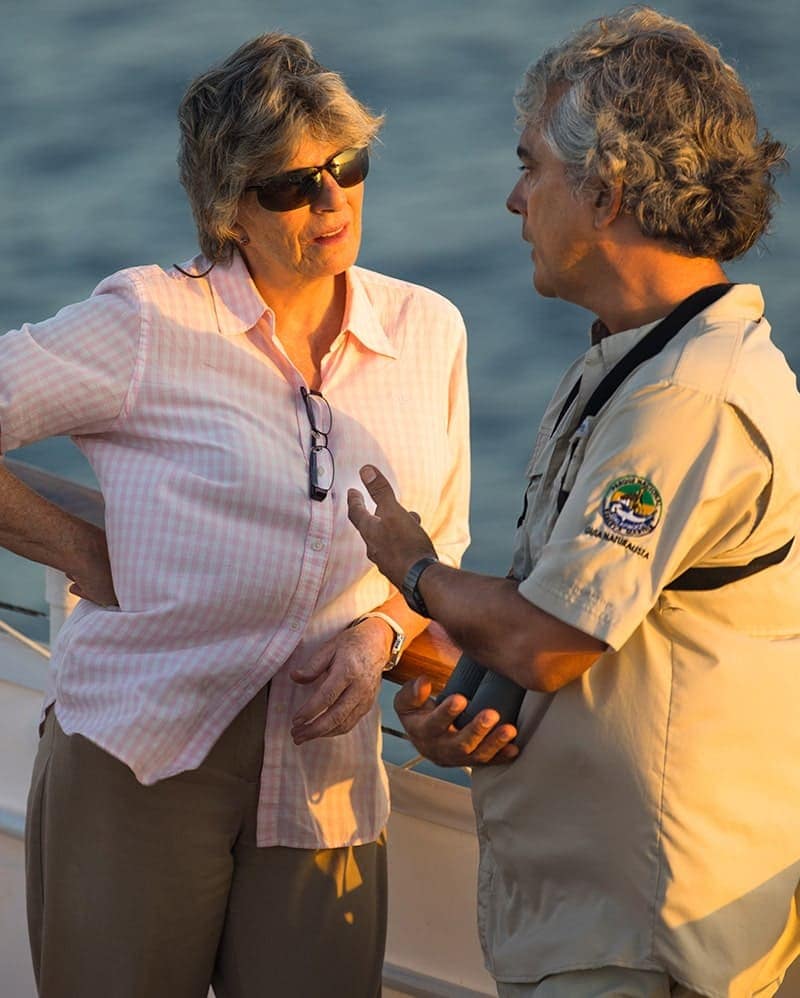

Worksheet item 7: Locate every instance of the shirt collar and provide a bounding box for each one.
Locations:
[591,283,765,371]
[340,267,398,359]
[173,251,269,336]
[204,251,270,336]
[176,255,397,358]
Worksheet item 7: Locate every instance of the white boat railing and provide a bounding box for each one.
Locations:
[0,617,49,659]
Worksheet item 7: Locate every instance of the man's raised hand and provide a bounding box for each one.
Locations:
[347,465,437,588]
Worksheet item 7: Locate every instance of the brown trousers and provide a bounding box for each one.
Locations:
[25,690,386,998]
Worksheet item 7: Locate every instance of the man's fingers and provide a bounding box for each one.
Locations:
[429,694,470,733]
[346,488,372,532]
[359,465,398,509]
[394,675,434,714]
[462,721,519,764]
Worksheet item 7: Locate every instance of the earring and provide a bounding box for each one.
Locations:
[238,233,250,246]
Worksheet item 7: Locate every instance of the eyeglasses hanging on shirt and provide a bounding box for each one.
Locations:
[300,387,335,501]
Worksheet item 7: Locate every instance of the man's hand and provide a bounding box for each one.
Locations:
[395,676,520,767]
[290,616,391,744]
[65,523,118,606]
[347,465,437,588]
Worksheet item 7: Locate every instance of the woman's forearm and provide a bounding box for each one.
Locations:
[0,460,116,604]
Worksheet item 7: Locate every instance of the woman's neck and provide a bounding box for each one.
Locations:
[257,272,347,389]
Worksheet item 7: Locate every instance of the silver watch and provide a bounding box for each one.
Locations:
[349,611,406,671]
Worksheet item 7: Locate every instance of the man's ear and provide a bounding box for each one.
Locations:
[593,181,623,228]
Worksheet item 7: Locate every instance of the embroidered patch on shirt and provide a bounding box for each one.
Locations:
[600,475,662,537]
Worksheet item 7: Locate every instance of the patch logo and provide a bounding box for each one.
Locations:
[601,475,662,537]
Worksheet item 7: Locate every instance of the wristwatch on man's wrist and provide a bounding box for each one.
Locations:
[401,555,439,618]
[349,611,406,672]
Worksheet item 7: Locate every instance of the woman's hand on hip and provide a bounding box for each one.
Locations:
[65,523,118,607]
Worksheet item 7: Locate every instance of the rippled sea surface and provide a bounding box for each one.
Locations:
[2,0,799,628]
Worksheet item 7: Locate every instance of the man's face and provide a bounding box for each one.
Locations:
[507,123,598,305]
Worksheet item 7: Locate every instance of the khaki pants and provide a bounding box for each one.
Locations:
[496,966,784,997]
[25,691,386,998]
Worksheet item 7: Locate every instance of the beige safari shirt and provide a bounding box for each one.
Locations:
[471,286,800,997]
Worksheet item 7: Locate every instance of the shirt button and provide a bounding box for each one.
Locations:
[290,621,301,631]
[311,539,325,551]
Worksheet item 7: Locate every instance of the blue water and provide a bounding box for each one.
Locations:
[2,0,799,635]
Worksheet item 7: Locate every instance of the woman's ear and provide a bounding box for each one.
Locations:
[232,223,250,247]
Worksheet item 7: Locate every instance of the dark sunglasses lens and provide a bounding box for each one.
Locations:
[253,148,369,212]
[331,147,370,188]
[255,170,321,212]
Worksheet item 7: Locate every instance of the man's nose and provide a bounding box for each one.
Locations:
[506,176,525,215]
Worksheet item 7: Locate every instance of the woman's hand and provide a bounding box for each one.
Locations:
[65,523,118,606]
[289,616,391,744]
[394,676,519,767]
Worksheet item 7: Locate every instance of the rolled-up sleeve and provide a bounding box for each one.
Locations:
[0,271,142,452]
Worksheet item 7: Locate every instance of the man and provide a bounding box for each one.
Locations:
[348,8,800,997]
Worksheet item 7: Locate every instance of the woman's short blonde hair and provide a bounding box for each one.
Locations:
[178,34,384,262]
[515,6,786,260]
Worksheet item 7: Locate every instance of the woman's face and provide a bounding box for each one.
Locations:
[235,135,365,293]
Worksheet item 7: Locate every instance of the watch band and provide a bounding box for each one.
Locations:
[349,611,406,671]
[401,555,439,618]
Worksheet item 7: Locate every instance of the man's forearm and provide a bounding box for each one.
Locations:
[415,562,605,692]
[347,465,606,692]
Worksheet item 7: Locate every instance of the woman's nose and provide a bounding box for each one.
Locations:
[313,169,349,210]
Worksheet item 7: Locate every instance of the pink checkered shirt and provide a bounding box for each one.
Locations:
[0,251,470,847]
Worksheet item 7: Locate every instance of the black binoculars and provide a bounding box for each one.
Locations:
[435,654,526,729]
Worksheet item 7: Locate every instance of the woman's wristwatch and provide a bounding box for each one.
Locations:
[349,611,406,671]
[401,555,439,618]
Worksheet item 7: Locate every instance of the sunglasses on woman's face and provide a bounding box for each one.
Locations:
[245,146,370,213]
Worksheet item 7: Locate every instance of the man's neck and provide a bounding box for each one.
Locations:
[580,224,729,334]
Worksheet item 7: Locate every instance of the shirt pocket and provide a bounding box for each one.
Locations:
[556,415,596,509]
[510,451,550,579]
[514,457,544,534]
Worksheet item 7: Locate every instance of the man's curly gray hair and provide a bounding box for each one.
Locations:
[178,33,383,263]
[515,6,786,260]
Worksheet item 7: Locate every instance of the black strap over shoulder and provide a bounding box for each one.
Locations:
[544,283,793,591]
[555,283,733,516]
[574,282,733,429]
[518,284,732,528]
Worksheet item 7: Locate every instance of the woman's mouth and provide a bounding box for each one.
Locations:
[314,224,348,244]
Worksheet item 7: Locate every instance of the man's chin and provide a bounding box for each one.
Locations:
[532,271,556,299]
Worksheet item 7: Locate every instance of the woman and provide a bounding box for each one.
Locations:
[0,33,469,998]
